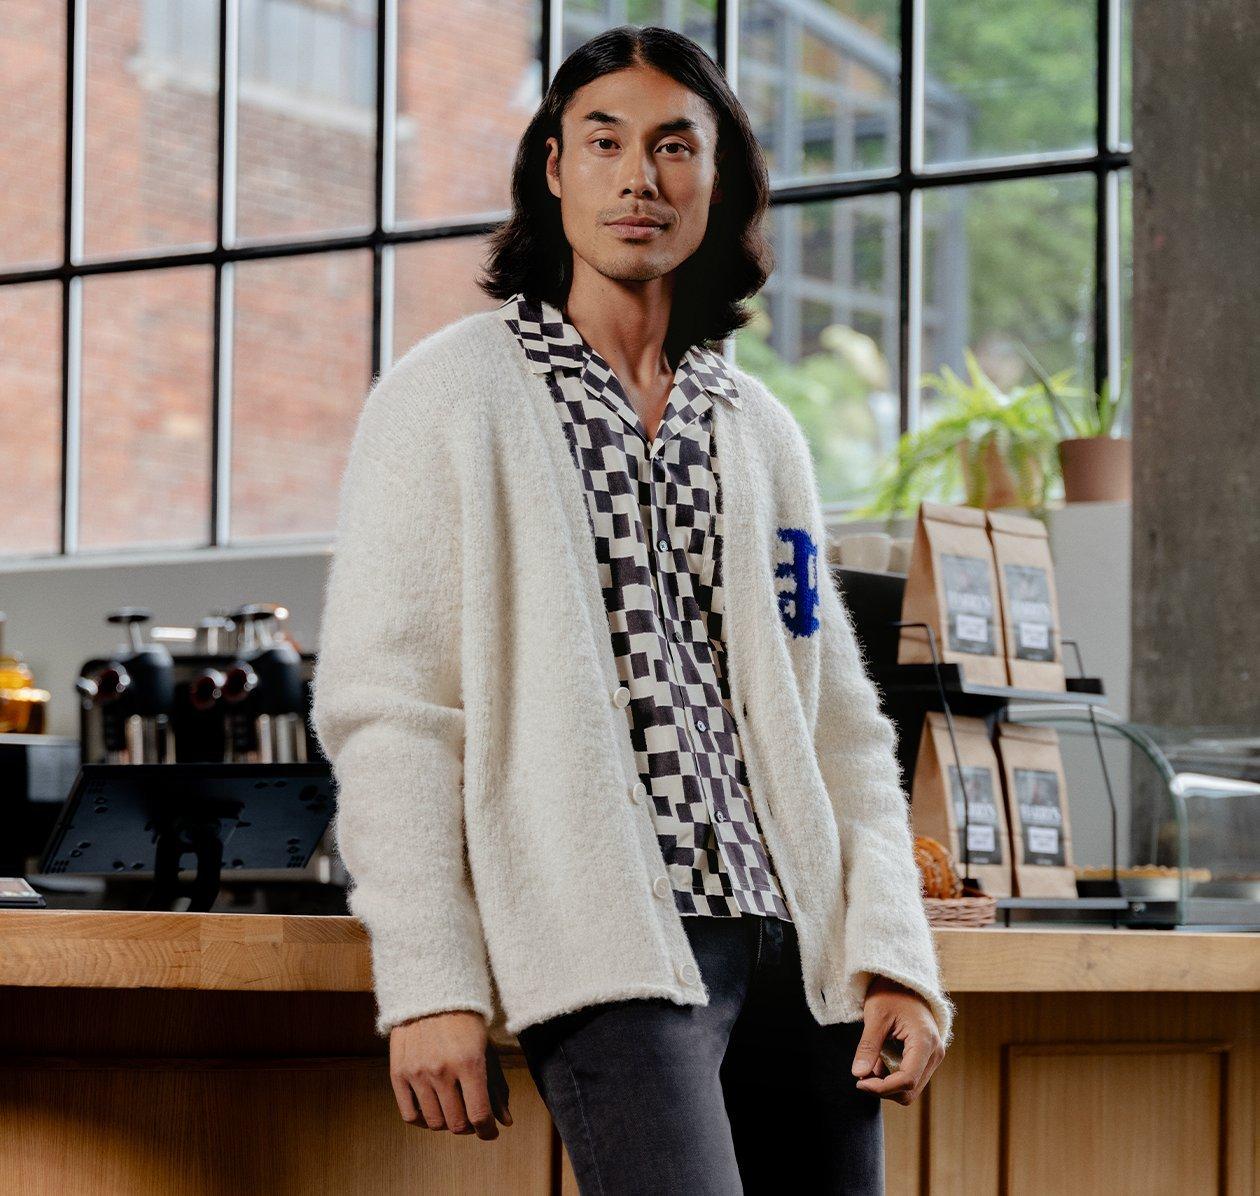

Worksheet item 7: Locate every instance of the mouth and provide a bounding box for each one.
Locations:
[606,218,667,240]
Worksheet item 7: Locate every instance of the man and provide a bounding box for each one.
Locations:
[312,25,952,1195]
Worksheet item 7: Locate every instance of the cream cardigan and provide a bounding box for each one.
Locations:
[310,307,955,1050]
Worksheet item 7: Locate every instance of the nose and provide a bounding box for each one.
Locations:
[619,144,659,199]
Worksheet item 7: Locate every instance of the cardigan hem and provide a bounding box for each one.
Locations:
[499,981,707,1040]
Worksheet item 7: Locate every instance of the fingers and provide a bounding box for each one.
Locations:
[855,1030,943,1105]
[418,1052,497,1139]
[412,1076,447,1129]
[455,1053,503,1140]
[390,1069,422,1124]
[389,1012,511,1138]
[851,1016,889,1080]
[486,1045,514,1127]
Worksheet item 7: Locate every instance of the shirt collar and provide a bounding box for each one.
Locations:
[498,291,742,409]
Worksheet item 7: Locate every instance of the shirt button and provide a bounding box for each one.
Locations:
[652,875,671,899]
[676,960,701,986]
[696,719,708,733]
[656,537,669,552]
[714,810,725,822]
[612,685,631,708]
[631,782,648,804]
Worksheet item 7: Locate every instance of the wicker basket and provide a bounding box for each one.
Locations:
[923,894,999,927]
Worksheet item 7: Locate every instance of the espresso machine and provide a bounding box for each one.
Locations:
[78,604,317,767]
[76,609,176,765]
[51,601,343,914]
[218,603,309,764]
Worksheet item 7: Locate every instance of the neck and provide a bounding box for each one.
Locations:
[562,266,680,385]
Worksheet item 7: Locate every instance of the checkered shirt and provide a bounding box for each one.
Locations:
[498,291,791,922]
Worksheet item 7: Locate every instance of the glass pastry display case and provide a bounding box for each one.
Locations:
[1005,705,1260,930]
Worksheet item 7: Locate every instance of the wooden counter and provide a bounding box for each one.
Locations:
[4,911,1258,1194]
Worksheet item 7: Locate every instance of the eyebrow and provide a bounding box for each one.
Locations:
[579,110,704,136]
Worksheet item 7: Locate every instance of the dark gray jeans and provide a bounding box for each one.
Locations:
[517,913,884,1195]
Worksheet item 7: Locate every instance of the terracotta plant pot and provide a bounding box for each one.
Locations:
[1058,436,1132,502]
[955,436,1033,509]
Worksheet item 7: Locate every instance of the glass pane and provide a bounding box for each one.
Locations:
[562,2,718,62]
[394,4,541,225]
[230,250,372,539]
[0,283,63,556]
[83,0,220,260]
[79,266,215,550]
[734,194,901,505]
[923,0,1096,166]
[236,0,377,242]
[741,0,900,183]
[1,4,66,271]
[392,236,495,364]
[919,172,1095,424]
[1116,168,1131,437]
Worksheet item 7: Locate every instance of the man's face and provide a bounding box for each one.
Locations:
[545,63,722,285]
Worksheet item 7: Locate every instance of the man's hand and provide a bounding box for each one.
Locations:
[389,1009,513,1138]
[850,975,945,1105]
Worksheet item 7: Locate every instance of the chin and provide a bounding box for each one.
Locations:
[596,260,668,283]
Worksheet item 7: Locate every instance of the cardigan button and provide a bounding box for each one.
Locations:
[631,782,648,804]
[676,960,701,986]
[612,685,631,708]
[652,875,671,899]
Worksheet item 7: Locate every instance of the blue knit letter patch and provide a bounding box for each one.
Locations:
[774,526,821,638]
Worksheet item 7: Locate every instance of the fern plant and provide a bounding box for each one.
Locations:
[850,349,1072,523]
[1017,341,1129,438]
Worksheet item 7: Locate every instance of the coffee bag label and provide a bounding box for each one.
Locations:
[1004,563,1056,661]
[1014,766,1066,865]
[941,553,997,655]
[947,763,1004,864]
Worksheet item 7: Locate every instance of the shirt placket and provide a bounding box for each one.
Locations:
[591,368,734,905]
[641,401,735,844]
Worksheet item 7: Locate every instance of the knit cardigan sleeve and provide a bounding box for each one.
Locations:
[310,360,496,1037]
[793,420,957,1049]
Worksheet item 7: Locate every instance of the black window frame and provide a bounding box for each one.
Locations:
[0,0,1131,560]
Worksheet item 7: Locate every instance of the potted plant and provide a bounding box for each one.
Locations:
[1018,344,1131,503]
[850,349,1066,523]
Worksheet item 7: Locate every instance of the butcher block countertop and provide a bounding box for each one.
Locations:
[1,909,1258,994]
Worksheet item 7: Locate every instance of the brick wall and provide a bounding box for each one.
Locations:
[0,0,538,555]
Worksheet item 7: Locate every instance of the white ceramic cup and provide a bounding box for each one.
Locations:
[837,532,893,571]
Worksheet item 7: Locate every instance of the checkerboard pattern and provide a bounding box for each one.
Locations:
[500,292,791,922]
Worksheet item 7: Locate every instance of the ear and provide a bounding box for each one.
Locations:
[545,136,561,200]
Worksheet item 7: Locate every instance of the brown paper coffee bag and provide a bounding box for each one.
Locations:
[986,510,1066,691]
[911,711,1011,895]
[995,721,1076,897]
[898,502,1007,685]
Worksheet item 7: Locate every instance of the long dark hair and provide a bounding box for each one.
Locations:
[476,25,774,359]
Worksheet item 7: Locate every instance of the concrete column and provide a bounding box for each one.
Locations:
[1130,0,1260,864]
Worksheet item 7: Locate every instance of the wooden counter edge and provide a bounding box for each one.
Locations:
[1,909,1258,994]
